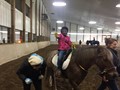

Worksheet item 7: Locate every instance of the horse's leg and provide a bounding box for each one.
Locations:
[69,80,80,90]
[45,67,55,88]
[53,72,58,90]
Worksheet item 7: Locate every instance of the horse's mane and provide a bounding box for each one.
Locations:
[74,46,98,60]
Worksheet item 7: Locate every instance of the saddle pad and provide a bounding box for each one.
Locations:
[52,53,72,70]
[62,53,72,70]
[52,54,58,67]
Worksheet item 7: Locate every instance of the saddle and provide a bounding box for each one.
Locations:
[52,52,72,70]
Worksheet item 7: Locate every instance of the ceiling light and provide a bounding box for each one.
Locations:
[116,4,120,8]
[56,20,64,23]
[115,21,120,25]
[97,28,103,30]
[0,31,7,33]
[79,27,84,30]
[88,21,96,24]
[58,27,62,29]
[53,2,66,7]
[115,29,120,31]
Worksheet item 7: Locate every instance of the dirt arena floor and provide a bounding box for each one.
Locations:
[0,45,120,90]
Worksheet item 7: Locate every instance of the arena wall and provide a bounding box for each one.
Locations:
[0,41,50,65]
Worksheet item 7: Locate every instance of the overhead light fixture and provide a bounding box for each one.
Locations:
[115,29,120,31]
[116,4,120,8]
[79,27,85,30]
[56,20,64,23]
[115,21,120,25]
[97,28,103,30]
[53,2,66,7]
[58,27,62,29]
[0,31,7,33]
[88,21,96,24]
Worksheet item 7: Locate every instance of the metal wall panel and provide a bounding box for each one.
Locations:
[70,23,77,42]
[0,0,11,27]
[26,16,30,32]
[37,0,39,36]
[32,1,35,33]
[37,21,39,36]
[15,9,23,30]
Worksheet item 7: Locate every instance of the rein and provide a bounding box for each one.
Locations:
[78,64,88,72]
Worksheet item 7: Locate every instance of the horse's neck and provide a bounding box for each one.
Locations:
[74,47,97,71]
[80,59,96,71]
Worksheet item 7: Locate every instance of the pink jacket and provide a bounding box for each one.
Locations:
[57,34,72,50]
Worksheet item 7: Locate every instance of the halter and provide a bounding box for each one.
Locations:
[100,66,116,75]
[78,64,116,75]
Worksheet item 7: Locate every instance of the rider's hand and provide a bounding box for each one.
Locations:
[71,42,76,49]
[54,32,58,38]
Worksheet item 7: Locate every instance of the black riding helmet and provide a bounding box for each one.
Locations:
[61,26,68,36]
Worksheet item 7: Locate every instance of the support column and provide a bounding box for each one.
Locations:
[22,0,26,42]
[40,1,43,36]
[83,29,84,42]
[35,0,37,41]
[20,31,23,42]
[38,0,40,37]
[64,21,66,26]
[102,30,103,42]
[90,28,91,40]
[7,28,11,43]
[69,22,71,38]
[97,30,98,40]
[76,24,78,42]
[29,0,33,42]
[11,0,15,43]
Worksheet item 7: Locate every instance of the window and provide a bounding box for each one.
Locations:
[15,0,22,12]
[26,4,30,17]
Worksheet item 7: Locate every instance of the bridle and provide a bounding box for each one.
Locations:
[99,66,116,75]
[78,64,116,75]
[77,47,117,75]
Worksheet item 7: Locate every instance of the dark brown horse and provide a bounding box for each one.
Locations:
[45,46,118,90]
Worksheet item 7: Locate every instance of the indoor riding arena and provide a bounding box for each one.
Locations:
[0,45,120,90]
[1,0,120,90]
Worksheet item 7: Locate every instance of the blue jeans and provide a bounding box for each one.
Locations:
[57,50,66,70]
[97,79,119,90]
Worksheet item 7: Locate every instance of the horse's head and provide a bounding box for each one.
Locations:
[96,47,118,79]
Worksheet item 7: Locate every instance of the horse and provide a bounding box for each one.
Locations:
[45,46,118,90]
[86,40,99,46]
[92,41,100,46]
